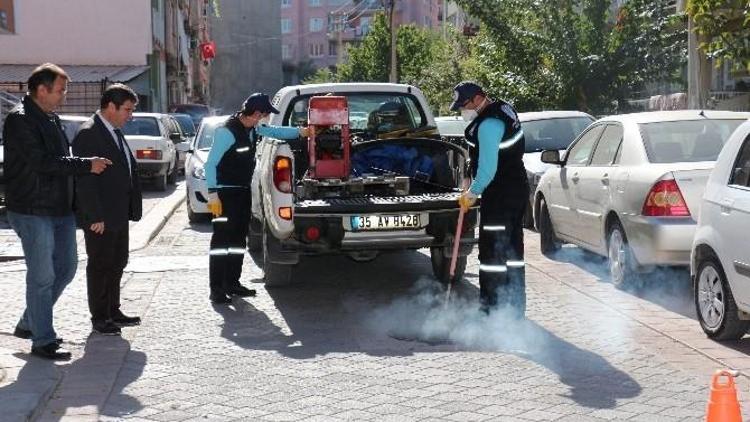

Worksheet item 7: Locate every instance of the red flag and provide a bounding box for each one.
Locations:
[200,41,216,60]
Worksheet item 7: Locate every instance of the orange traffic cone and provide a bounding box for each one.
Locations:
[706,369,742,422]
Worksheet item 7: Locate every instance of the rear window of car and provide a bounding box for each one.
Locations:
[435,119,468,137]
[172,115,196,136]
[122,117,160,137]
[523,116,594,152]
[639,119,746,163]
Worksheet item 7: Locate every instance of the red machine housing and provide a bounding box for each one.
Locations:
[307,96,350,179]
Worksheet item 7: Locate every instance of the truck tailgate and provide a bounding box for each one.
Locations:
[295,192,465,214]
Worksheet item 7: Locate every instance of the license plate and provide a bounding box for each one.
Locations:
[350,214,421,231]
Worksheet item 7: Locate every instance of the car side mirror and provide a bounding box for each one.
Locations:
[170,133,182,142]
[541,150,563,165]
[175,142,191,153]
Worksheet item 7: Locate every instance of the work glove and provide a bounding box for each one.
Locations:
[207,192,222,217]
[458,190,478,213]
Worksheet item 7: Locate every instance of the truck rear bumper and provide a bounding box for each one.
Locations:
[294,192,468,215]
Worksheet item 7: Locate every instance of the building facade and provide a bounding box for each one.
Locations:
[282,0,442,84]
[0,0,211,117]
[209,0,283,114]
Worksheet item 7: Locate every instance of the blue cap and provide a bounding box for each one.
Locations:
[242,93,279,114]
[450,81,484,111]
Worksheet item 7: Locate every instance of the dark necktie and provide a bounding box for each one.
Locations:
[113,128,132,178]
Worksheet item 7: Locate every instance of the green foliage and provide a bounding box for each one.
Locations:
[687,0,750,70]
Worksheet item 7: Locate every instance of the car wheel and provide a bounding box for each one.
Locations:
[154,173,167,191]
[167,161,178,185]
[186,192,208,223]
[538,198,561,256]
[430,246,467,285]
[263,224,293,287]
[607,221,635,287]
[695,255,750,340]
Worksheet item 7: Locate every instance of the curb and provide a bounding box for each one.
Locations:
[0,185,186,273]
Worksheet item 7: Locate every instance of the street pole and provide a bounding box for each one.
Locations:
[389,0,397,83]
[337,13,344,65]
[685,3,710,109]
[442,0,447,40]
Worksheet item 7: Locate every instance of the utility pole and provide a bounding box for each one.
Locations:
[682,0,710,109]
[387,0,397,83]
[336,13,344,65]
[442,0,448,40]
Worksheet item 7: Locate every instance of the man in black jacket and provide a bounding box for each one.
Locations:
[4,63,111,360]
[73,84,143,336]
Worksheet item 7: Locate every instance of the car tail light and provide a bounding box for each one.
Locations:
[273,156,292,193]
[278,207,292,220]
[642,179,690,217]
[136,149,162,160]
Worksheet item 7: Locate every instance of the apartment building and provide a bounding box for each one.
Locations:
[282,0,441,84]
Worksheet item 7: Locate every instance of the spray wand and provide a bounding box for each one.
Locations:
[445,206,466,306]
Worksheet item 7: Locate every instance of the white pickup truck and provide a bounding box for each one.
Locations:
[250,83,478,286]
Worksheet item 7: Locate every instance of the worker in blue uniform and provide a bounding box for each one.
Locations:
[205,93,310,304]
[453,82,529,318]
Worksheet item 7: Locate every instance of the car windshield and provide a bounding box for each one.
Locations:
[285,93,429,138]
[435,119,467,137]
[173,105,209,120]
[640,119,746,163]
[122,117,160,137]
[172,115,196,136]
[196,121,220,150]
[523,116,594,152]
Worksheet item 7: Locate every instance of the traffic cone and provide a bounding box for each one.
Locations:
[706,369,742,422]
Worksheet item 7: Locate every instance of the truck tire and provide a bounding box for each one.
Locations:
[247,217,262,252]
[154,173,167,191]
[263,225,293,287]
[430,246,467,285]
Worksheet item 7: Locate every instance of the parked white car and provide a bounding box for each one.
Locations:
[59,115,88,144]
[121,112,184,191]
[692,120,750,340]
[536,110,750,286]
[184,115,228,222]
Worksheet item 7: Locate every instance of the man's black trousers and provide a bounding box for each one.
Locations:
[84,226,129,322]
[478,187,527,317]
[209,187,251,295]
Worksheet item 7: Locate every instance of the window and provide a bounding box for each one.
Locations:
[0,0,15,34]
[310,17,324,32]
[590,124,623,166]
[309,0,321,5]
[566,125,605,166]
[281,0,291,7]
[523,116,594,153]
[329,42,337,56]
[284,93,427,134]
[309,43,324,57]
[360,17,371,35]
[122,117,161,137]
[640,119,745,163]
[282,44,291,59]
[281,18,292,34]
[730,136,750,188]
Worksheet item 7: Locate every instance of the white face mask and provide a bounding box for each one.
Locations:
[461,108,478,122]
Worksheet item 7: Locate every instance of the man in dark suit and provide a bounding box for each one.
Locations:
[73,84,143,335]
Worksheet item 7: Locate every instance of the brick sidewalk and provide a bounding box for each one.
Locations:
[0,206,746,421]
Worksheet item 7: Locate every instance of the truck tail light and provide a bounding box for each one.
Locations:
[642,179,690,217]
[273,156,293,193]
[304,225,321,242]
[136,149,162,160]
[278,207,292,220]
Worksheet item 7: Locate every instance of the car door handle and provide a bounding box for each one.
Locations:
[720,198,734,213]
[571,174,580,184]
[601,174,610,185]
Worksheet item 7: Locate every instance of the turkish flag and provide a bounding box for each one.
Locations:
[200,41,216,60]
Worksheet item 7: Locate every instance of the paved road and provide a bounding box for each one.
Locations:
[3,203,750,421]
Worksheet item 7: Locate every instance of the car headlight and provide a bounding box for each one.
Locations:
[192,166,206,180]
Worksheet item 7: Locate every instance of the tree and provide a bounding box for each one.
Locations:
[687,0,750,70]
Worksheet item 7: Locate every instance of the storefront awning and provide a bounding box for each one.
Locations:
[0,64,149,83]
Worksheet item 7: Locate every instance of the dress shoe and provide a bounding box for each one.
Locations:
[210,292,232,304]
[92,320,121,336]
[31,342,71,361]
[112,313,141,327]
[14,327,63,344]
[227,285,257,297]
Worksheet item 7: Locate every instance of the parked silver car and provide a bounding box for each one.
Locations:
[535,110,750,286]
[185,115,228,222]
